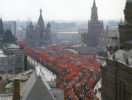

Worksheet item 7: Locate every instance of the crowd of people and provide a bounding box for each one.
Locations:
[25,43,100,100]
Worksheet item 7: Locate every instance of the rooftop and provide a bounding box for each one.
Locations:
[2,43,20,50]
[108,28,119,38]
[0,66,62,100]
[21,66,56,100]
[0,94,13,100]
[57,31,78,34]
[109,49,132,66]
[0,49,7,57]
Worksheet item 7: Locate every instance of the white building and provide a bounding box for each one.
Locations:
[54,32,81,43]
[0,50,15,74]
[107,28,120,47]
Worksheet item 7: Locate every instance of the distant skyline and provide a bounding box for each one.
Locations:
[0,0,126,21]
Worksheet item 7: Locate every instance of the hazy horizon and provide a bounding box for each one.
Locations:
[0,0,126,21]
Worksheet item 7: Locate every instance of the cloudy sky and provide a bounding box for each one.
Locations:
[0,0,126,21]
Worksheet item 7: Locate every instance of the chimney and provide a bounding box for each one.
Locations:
[0,81,6,93]
[13,79,20,100]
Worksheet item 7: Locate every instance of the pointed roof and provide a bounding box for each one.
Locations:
[93,0,96,8]
[47,22,51,28]
[0,18,4,35]
[28,21,34,29]
[2,30,16,43]
[21,66,55,100]
[37,9,45,28]
[91,0,98,21]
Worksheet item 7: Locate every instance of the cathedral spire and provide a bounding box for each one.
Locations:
[93,0,96,7]
[37,9,45,28]
[40,9,42,15]
[91,0,98,21]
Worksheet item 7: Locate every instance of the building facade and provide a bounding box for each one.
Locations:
[81,0,104,47]
[0,30,26,74]
[2,44,25,74]
[26,10,52,46]
[0,65,64,100]
[119,0,132,49]
[101,51,132,100]
[101,0,132,100]
[54,32,81,43]
[0,50,16,74]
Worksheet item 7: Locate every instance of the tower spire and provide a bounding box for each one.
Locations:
[40,9,42,15]
[91,0,98,21]
[93,0,96,7]
[37,9,45,28]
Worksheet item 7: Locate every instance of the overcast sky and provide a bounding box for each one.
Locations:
[0,0,126,21]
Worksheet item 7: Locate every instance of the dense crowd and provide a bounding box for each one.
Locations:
[25,43,100,100]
